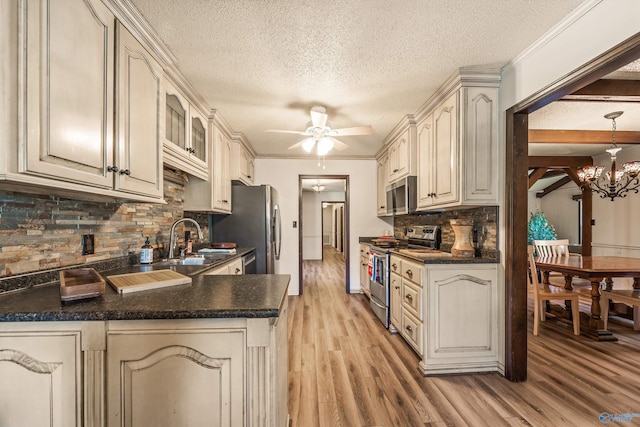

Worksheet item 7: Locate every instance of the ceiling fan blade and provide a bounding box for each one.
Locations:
[329,137,349,151]
[332,125,373,136]
[310,106,328,129]
[266,129,307,135]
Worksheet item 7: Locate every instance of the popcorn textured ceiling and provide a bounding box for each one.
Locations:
[131,0,584,158]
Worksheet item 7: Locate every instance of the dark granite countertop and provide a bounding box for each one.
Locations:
[358,237,499,264]
[0,273,290,322]
[0,245,290,322]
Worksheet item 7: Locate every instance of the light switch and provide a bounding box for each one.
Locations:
[293,221,297,228]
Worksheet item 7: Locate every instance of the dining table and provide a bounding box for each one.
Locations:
[534,255,640,341]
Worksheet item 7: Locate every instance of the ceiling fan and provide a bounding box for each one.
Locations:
[266,106,373,155]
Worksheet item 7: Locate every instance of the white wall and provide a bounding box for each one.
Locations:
[254,158,393,295]
[528,183,581,244]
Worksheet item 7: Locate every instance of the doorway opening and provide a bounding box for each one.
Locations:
[504,34,640,381]
[298,175,349,295]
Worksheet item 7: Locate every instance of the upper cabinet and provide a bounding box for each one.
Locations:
[416,70,500,211]
[1,0,163,202]
[229,135,255,186]
[162,77,208,180]
[376,154,390,216]
[184,117,232,213]
[383,119,416,184]
[115,22,163,199]
[387,128,415,183]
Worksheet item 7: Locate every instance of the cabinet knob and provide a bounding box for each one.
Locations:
[247,175,252,179]
[405,325,413,332]
[119,169,130,176]
[393,168,399,173]
[107,165,119,173]
[395,286,400,290]
[235,268,241,274]
[406,270,413,277]
[222,200,229,204]
[392,263,397,269]
[380,206,385,209]
[405,294,413,301]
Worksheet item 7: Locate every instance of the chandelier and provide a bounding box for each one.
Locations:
[311,180,325,192]
[577,111,640,201]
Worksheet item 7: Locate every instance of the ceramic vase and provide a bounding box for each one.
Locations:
[450,219,475,257]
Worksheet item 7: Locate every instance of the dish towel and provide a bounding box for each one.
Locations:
[368,251,374,278]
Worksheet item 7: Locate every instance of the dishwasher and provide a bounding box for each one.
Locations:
[242,250,257,274]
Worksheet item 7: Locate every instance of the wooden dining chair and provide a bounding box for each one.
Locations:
[533,239,570,257]
[527,246,581,336]
[532,239,591,289]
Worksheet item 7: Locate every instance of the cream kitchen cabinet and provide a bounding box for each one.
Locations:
[386,253,499,376]
[389,254,402,332]
[417,93,458,208]
[376,155,389,216]
[359,244,371,297]
[0,326,82,427]
[400,258,424,355]
[2,1,163,202]
[162,77,209,180]
[184,119,233,213]
[115,22,164,199]
[230,136,256,185]
[421,264,498,376]
[386,123,416,184]
[416,70,500,210]
[204,257,244,275]
[107,325,245,426]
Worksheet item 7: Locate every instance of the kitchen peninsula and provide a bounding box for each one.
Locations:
[0,267,290,427]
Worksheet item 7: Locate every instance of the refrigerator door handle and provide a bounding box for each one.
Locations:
[274,204,281,260]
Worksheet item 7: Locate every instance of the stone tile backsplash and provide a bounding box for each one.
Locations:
[0,169,209,278]
[393,206,498,257]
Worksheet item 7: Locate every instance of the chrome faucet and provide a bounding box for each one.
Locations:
[168,218,204,259]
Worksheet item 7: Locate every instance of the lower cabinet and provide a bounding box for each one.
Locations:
[0,309,288,427]
[204,257,244,275]
[388,256,499,376]
[359,244,371,296]
[0,327,82,427]
[389,254,402,332]
[421,264,499,375]
[107,327,245,426]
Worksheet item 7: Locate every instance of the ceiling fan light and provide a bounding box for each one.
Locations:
[301,138,315,153]
[317,137,334,156]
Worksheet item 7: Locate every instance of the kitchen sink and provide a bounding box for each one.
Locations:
[162,256,206,265]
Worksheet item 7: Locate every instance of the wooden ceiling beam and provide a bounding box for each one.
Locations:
[529,129,640,144]
[529,156,593,168]
[560,79,640,102]
[528,167,547,189]
[536,176,573,198]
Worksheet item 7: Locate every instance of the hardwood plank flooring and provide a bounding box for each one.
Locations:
[289,246,640,426]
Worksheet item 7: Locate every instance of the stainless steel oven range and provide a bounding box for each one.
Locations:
[369,247,390,328]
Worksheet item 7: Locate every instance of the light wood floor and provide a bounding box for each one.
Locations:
[288,246,640,426]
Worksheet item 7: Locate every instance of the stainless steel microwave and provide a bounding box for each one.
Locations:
[386,176,416,215]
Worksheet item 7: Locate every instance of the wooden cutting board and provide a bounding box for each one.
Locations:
[106,270,191,294]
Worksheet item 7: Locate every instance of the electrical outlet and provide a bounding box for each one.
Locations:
[82,234,95,255]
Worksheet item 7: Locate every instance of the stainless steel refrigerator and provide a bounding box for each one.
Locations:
[209,184,281,274]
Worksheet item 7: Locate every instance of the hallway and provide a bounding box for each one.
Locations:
[288,246,640,426]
